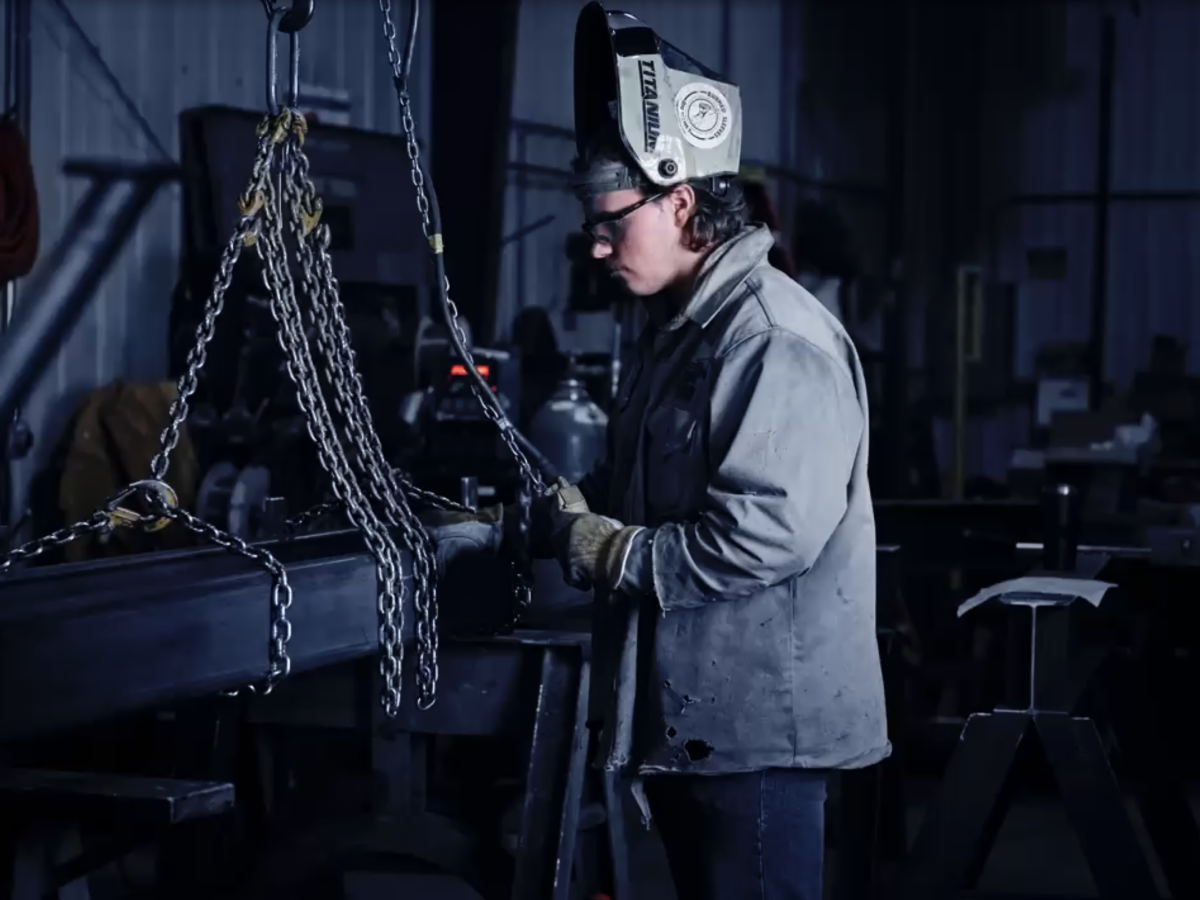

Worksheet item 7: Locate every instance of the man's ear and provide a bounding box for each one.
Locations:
[669,184,696,228]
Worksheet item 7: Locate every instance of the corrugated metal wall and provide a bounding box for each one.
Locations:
[496,0,798,346]
[10,0,430,520]
[989,0,1200,385]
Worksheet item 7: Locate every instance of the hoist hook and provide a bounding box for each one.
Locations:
[264,3,302,115]
[259,0,314,34]
[278,0,314,33]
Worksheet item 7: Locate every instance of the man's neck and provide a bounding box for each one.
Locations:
[665,245,714,311]
[639,242,717,326]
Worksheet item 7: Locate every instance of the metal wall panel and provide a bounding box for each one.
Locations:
[986,2,1100,380]
[1106,0,1200,383]
[991,0,1200,386]
[10,0,430,520]
[496,0,795,346]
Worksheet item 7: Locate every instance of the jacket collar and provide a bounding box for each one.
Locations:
[662,224,775,332]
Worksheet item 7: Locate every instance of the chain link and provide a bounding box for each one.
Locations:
[377,0,543,636]
[0,512,111,574]
[377,0,543,492]
[4,11,547,722]
[286,499,343,533]
[281,143,442,710]
[246,127,411,716]
[1,122,295,694]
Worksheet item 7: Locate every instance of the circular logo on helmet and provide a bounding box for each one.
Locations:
[674,82,733,150]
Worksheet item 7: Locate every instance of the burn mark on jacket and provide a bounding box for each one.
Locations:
[664,730,715,764]
[684,739,713,762]
[663,679,700,715]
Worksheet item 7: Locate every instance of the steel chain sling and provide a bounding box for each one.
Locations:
[377,0,542,632]
[247,116,416,716]
[0,122,297,696]
[277,138,442,710]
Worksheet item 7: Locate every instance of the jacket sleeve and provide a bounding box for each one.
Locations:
[646,328,863,612]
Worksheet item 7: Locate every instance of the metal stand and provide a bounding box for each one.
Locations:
[899,593,1160,900]
[0,768,233,900]
[239,633,594,900]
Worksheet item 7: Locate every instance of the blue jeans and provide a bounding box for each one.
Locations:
[645,768,827,900]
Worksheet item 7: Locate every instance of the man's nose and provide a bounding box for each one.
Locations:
[591,240,612,260]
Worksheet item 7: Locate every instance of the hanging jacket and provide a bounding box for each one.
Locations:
[0,115,39,282]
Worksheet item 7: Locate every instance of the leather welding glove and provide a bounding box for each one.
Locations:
[552,512,645,593]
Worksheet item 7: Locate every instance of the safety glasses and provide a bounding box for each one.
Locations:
[582,193,666,245]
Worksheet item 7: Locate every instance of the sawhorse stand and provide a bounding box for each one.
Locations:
[899,583,1161,900]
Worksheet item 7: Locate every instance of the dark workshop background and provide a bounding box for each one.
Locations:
[4,0,1196,515]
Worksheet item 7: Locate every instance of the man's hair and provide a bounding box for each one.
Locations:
[573,124,747,251]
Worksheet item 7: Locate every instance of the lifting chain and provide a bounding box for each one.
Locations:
[276,135,442,711]
[0,122,296,696]
[1,3,543,721]
[377,0,540,631]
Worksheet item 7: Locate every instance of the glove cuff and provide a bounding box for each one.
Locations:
[598,526,646,592]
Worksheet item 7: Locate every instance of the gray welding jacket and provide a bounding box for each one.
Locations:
[578,224,889,775]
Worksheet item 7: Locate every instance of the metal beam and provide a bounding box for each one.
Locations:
[1,533,905,746]
[0,530,384,744]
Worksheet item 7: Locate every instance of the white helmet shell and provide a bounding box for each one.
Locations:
[573,1,743,192]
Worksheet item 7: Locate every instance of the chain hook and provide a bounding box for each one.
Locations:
[104,479,180,533]
[264,3,303,116]
[259,0,314,32]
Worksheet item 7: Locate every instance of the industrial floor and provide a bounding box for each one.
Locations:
[81,776,1194,898]
[620,777,1127,900]
[335,777,1195,899]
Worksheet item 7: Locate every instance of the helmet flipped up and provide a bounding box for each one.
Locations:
[572,1,743,198]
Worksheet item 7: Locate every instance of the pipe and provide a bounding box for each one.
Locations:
[0,161,180,432]
[720,0,733,79]
[500,214,555,248]
[1015,541,1149,558]
[952,269,968,499]
[986,186,1200,294]
[1087,13,1116,411]
[516,131,528,310]
[881,0,909,498]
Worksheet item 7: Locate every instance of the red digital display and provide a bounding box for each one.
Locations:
[449,364,489,378]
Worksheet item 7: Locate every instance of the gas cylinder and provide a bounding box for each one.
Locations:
[528,377,608,485]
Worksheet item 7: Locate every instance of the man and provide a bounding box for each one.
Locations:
[428,5,888,897]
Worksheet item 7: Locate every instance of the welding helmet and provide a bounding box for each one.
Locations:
[572,1,743,198]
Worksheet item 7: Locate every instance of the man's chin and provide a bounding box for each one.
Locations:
[611,273,650,297]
